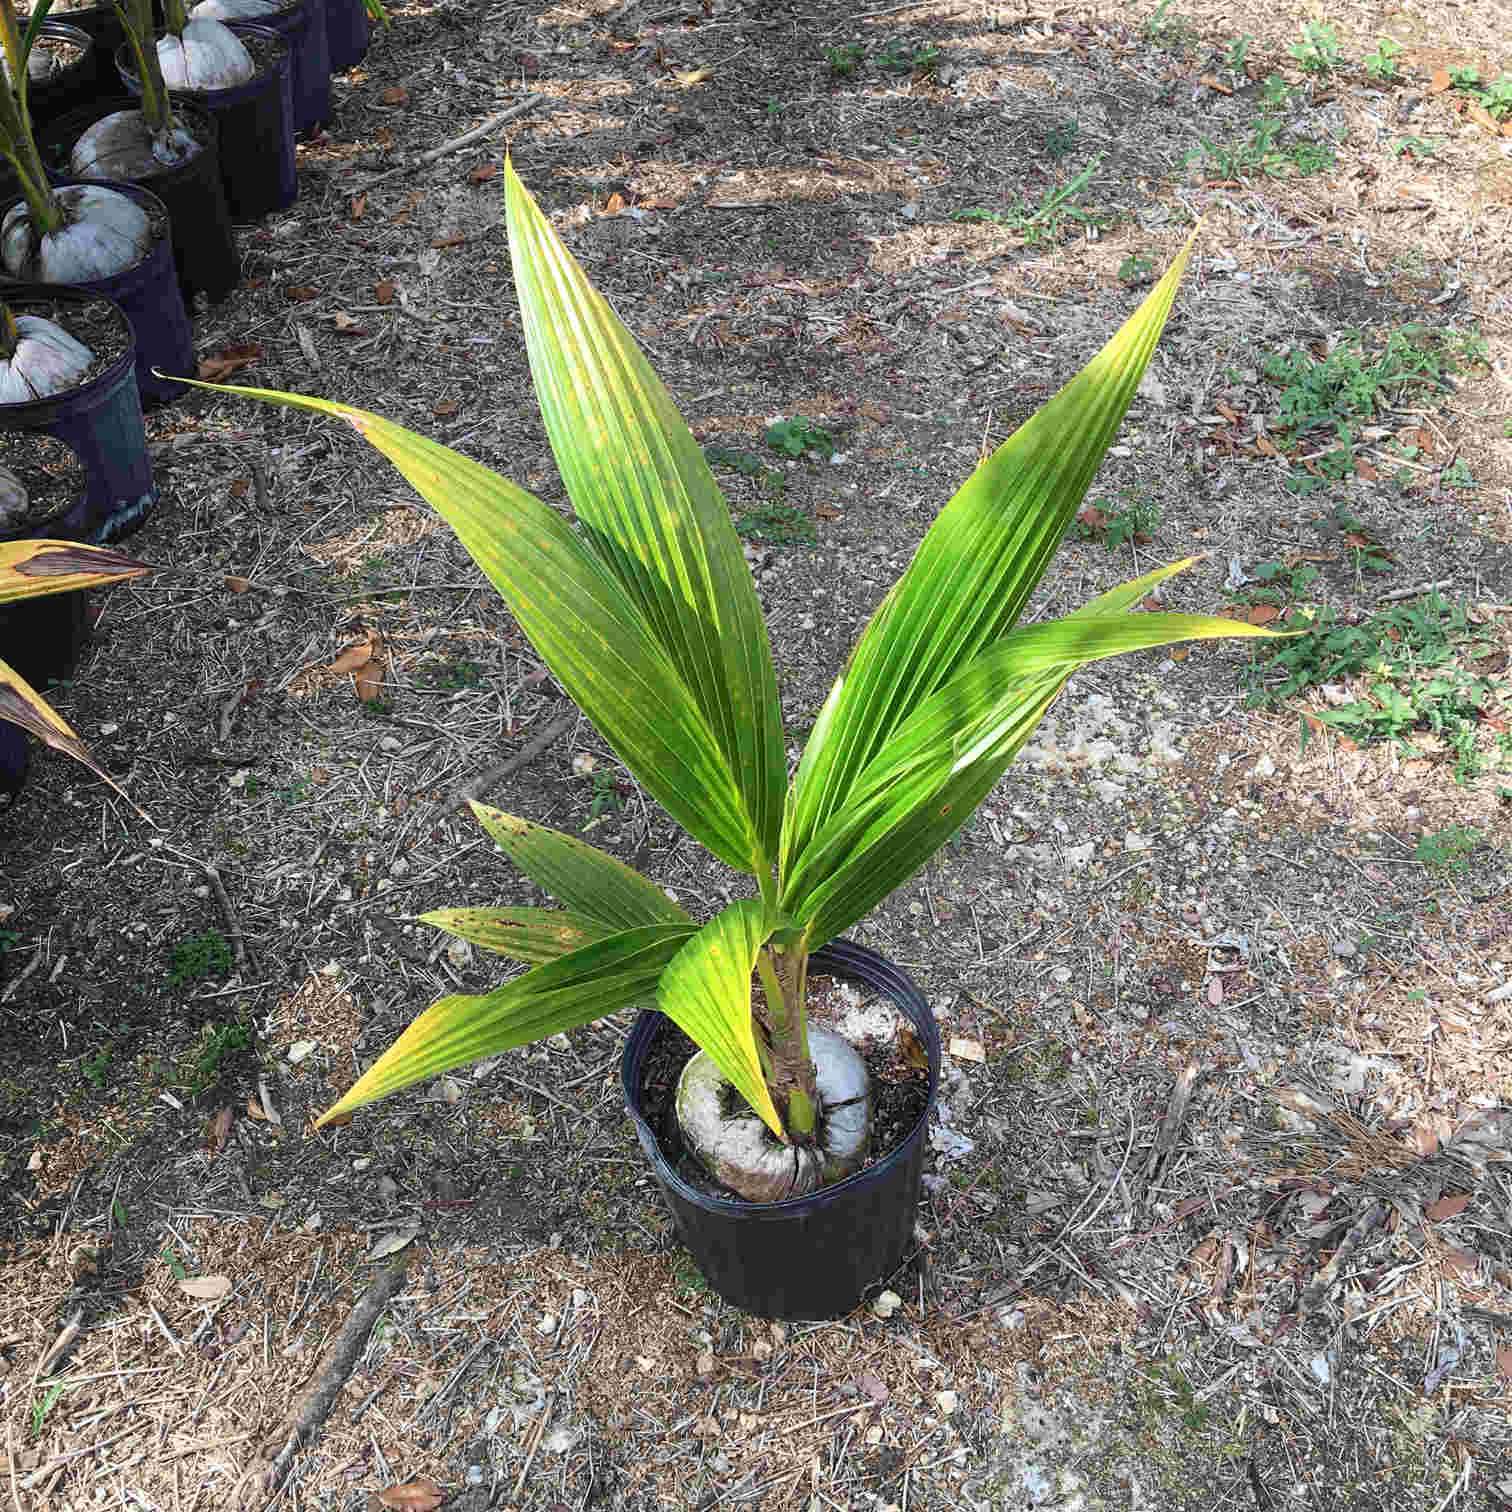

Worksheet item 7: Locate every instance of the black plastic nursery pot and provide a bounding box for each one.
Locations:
[18,1,124,62]
[116,23,297,222]
[40,99,240,304]
[0,432,89,803]
[323,0,369,73]
[22,21,103,132]
[241,0,329,133]
[622,939,941,1321]
[0,285,157,543]
[3,181,195,405]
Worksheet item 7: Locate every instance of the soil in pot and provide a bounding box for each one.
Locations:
[0,287,156,542]
[3,183,196,405]
[0,430,89,805]
[16,0,125,60]
[44,99,240,304]
[114,25,296,221]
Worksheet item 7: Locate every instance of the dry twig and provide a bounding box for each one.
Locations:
[363,95,544,189]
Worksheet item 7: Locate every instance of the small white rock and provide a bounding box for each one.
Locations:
[935,1390,958,1416]
[536,1313,558,1336]
[872,1289,902,1319]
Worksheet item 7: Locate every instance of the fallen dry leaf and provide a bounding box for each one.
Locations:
[1198,73,1233,95]
[350,192,368,220]
[196,343,262,382]
[224,575,252,594]
[1254,434,1279,457]
[1467,101,1501,134]
[1428,67,1452,94]
[246,1094,268,1122]
[379,85,409,106]
[179,1275,233,1301]
[675,65,713,86]
[328,638,376,676]
[948,1036,986,1063]
[1426,1192,1471,1221]
[1497,1346,1512,1382]
[285,284,320,303]
[604,191,627,215]
[205,1106,233,1158]
[354,654,385,703]
[1169,645,1190,661]
[469,163,499,183]
[432,398,460,418]
[1245,604,1281,626]
[333,311,366,333]
[374,279,397,305]
[1354,459,1379,482]
[898,1025,928,1069]
[1443,1249,1479,1276]
[374,1480,444,1511]
[369,1229,419,1261]
[431,232,467,249]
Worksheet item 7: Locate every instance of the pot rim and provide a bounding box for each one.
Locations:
[114,22,291,100]
[622,937,942,1219]
[0,431,86,539]
[1,178,172,287]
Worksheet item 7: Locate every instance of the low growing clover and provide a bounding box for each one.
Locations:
[190,165,1281,1203]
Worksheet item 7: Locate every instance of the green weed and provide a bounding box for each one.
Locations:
[1243,594,1507,782]
[1260,327,1474,493]
[167,931,233,988]
[1415,824,1481,873]
[1074,488,1161,549]
[1258,74,1299,111]
[1449,69,1512,119]
[1391,135,1435,158]
[1290,21,1342,75]
[735,501,818,548]
[181,1022,251,1093]
[826,42,863,76]
[1044,120,1080,158]
[1224,35,1252,73]
[1230,559,1322,607]
[81,1048,112,1090]
[876,39,939,73]
[1442,457,1475,490]
[949,158,1108,247]
[1363,38,1404,81]
[1118,251,1156,285]
[32,1382,64,1436]
[1187,119,1335,180]
[764,416,834,460]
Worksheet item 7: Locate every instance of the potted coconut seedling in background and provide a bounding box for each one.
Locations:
[0,289,158,541]
[0,532,149,805]
[191,164,1284,1320]
[192,0,331,133]
[2,14,100,133]
[110,0,297,220]
[0,0,194,404]
[47,0,239,304]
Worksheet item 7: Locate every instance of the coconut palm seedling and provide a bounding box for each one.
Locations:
[0,1,153,279]
[66,0,246,179]
[0,533,150,801]
[0,298,92,401]
[192,165,1282,1203]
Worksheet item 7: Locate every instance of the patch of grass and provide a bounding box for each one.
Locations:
[1186,118,1336,180]
[180,1021,251,1094]
[764,416,834,460]
[1415,824,1481,873]
[949,157,1109,247]
[1242,594,1508,783]
[167,930,232,988]
[1363,37,1404,82]
[826,42,863,77]
[1289,21,1343,76]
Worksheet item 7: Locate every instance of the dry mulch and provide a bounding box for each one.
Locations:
[3,0,1512,1508]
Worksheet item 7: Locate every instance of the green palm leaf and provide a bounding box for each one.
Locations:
[784,563,1284,945]
[176,381,760,872]
[315,923,696,1127]
[467,802,689,928]
[418,906,615,963]
[656,899,787,1138]
[505,161,786,877]
[783,235,1197,878]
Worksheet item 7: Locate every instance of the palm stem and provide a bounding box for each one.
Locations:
[0,2,61,235]
[112,0,175,135]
